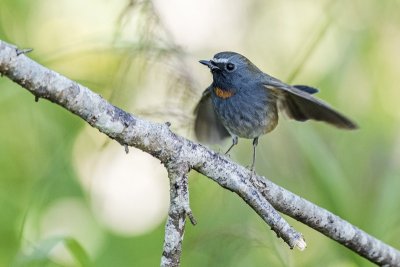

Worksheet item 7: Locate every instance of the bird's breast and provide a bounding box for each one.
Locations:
[211,86,278,139]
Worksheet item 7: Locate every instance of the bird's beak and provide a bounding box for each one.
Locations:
[199,59,220,71]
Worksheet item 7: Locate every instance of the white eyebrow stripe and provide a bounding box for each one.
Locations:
[211,58,229,63]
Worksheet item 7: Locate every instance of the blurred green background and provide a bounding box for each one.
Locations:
[1,0,400,266]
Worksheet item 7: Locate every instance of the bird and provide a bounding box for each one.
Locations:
[194,51,357,171]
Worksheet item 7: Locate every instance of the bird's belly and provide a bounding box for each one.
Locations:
[213,92,278,139]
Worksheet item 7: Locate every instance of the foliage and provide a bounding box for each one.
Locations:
[0,0,399,266]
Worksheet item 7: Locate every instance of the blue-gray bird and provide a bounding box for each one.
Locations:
[194,51,357,170]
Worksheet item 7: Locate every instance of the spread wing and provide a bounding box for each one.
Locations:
[264,78,358,129]
[194,87,230,144]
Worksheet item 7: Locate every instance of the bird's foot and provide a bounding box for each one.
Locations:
[245,164,255,172]
[218,148,231,158]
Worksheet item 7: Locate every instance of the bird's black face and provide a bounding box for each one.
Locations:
[199,51,259,90]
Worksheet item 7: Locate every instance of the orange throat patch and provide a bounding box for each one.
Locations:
[214,87,235,99]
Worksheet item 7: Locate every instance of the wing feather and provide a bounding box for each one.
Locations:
[264,78,358,129]
[194,88,230,143]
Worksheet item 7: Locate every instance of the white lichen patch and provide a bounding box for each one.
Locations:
[160,255,172,266]
[97,114,125,133]
[178,217,184,231]
[338,222,356,240]
[164,220,181,253]
[143,137,150,147]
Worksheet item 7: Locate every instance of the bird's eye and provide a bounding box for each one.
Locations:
[226,63,235,71]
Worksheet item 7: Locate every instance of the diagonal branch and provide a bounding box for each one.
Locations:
[0,40,304,251]
[1,40,399,266]
[253,177,400,266]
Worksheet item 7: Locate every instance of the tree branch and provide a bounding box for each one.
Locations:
[161,160,191,267]
[253,177,399,266]
[0,40,304,251]
[1,40,399,266]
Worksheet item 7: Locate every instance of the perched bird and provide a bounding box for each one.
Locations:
[194,51,357,170]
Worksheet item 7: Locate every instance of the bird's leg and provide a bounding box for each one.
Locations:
[250,137,259,171]
[225,136,238,155]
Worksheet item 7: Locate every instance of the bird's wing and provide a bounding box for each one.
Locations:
[292,85,318,94]
[263,77,358,129]
[194,87,231,144]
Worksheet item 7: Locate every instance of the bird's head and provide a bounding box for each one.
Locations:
[199,51,261,90]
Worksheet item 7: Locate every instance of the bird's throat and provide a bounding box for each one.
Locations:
[214,87,235,99]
